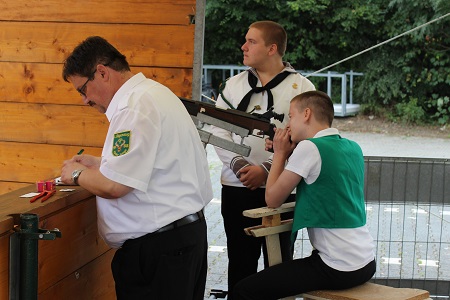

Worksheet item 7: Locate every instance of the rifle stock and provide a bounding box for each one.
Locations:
[179,97,281,140]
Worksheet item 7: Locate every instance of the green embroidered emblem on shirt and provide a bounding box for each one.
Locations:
[113,131,131,156]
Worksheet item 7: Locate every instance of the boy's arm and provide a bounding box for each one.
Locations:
[265,128,301,208]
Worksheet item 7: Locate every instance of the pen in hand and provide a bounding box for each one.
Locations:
[54,149,85,186]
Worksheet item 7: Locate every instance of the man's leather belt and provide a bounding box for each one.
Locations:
[155,210,204,234]
[122,210,205,248]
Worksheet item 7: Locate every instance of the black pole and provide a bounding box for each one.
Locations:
[19,213,39,300]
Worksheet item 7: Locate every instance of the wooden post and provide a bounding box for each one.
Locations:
[243,202,296,300]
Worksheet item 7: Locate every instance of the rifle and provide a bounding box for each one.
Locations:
[180,97,284,157]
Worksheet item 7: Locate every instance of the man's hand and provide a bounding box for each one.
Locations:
[60,154,100,185]
[73,154,101,168]
[238,165,268,190]
[265,138,273,152]
[61,160,86,185]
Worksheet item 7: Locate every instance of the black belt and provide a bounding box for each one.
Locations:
[122,210,205,248]
[155,210,204,234]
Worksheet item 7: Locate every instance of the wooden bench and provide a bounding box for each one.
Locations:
[243,203,431,300]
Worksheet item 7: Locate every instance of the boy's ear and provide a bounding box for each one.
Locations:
[304,107,312,120]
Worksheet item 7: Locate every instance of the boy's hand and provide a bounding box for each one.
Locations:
[272,127,295,157]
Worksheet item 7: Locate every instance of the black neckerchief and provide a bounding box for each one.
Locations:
[236,70,292,112]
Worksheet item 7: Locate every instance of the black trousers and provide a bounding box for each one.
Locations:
[111,217,208,300]
[233,250,376,300]
[221,185,295,299]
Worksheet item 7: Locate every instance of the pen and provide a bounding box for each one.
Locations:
[77,149,85,155]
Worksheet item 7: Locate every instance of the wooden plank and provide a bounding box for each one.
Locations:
[0,186,92,298]
[0,0,196,25]
[0,63,193,104]
[0,22,195,67]
[262,214,281,227]
[0,186,93,235]
[0,185,112,299]
[39,249,116,300]
[0,103,108,146]
[0,142,103,182]
[265,234,282,265]
[245,222,293,238]
[0,231,12,300]
[302,283,430,300]
[0,182,29,196]
[37,198,110,292]
[0,186,110,293]
[243,202,295,218]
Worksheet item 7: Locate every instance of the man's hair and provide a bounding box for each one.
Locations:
[291,91,334,126]
[249,21,287,57]
[62,36,130,82]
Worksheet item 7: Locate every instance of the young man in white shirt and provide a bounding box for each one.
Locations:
[211,21,315,298]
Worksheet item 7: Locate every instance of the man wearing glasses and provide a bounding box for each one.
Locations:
[60,36,213,300]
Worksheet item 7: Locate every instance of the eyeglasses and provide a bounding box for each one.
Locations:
[77,70,97,97]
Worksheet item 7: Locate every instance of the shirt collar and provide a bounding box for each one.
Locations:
[105,73,146,121]
[313,127,340,138]
[248,61,296,79]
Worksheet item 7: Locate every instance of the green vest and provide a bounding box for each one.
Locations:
[291,135,366,237]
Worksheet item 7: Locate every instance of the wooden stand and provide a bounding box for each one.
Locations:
[0,185,115,299]
[243,203,431,300]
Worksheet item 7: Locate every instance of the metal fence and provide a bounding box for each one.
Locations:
[202,65,363,117]
[294,156,450,299]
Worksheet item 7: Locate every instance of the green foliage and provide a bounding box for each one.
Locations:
[205,0,384,71]
[360,102,385,117]
[426,95,450,125]
[355,0,450,125]
[204,0,295,65]
[387,98,426,124]
[204,0,450,125]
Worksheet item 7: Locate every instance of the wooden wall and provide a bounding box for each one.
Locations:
[0,0,198,195]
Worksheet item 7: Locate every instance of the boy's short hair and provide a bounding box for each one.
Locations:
[249,21,287,57]
[291,91,334,126]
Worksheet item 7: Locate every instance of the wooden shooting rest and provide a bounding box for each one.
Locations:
[243,202,431,300]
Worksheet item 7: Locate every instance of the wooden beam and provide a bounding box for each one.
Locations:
[0,142,103,182]
[302,282,430,300]
[0,63,193,104]
[0,22,194,67]
[244,221,293,238]
[243,202,295,218]
[0,0,196,25]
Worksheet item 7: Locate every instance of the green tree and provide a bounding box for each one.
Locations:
[357,0,450,124]
[204,0,450,125]
[205,0,384,71]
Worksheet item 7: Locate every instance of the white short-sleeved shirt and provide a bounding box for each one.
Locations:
[286,128,375,271]
[97,73,213,248]
[211,65,315,186]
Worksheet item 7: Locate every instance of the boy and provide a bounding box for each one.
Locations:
[233,91,376,300]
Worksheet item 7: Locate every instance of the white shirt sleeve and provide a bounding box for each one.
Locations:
[285,140,321,184]
[100,94,160,192]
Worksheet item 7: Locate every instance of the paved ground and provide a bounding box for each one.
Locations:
[203,132,450,299]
